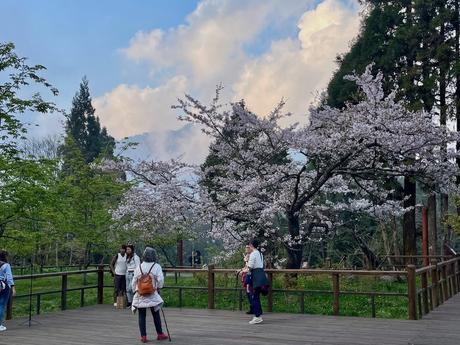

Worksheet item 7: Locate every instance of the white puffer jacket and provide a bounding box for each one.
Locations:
[131,262,164,310]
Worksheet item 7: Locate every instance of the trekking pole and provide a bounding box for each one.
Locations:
[160,307,172,342]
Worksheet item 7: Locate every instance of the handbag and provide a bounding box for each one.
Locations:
[243,272,252,286]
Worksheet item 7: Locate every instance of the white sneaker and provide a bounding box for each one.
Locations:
[0,325,7,331]
[249,317,263,324]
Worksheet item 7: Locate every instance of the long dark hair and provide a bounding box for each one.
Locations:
[126,244,135,262]
[0,250,9,263]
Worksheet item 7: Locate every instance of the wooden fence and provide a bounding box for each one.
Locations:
[415,257,460,319]
[6,257,460,321]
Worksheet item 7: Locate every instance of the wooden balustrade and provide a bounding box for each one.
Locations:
[6,256,460,321]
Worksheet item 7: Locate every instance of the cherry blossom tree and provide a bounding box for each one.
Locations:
[175,65,459,268]
[106,158,201,253]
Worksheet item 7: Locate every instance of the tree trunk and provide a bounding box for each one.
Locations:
[439,19,450,252]
[455,0,460,208]
[69,244,73,266]
[427,193,438,256]
[441,193,450,253]
[286,214,303,269]
[402,1,417,266]
[381,223,393,268]
[403,177,417,264]
[55,241,59,267]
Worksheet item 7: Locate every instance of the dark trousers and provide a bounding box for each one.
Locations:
[251,287,262,317]
[113,274,126,302]
[246,292,253,312]
[138,307,163,337]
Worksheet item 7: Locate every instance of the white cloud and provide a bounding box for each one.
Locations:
[121,0,315,89]
[97,0,362,163]
[93,75,188,139]
[233,0,361,121]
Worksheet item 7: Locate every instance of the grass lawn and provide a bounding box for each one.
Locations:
[9,270,409,320]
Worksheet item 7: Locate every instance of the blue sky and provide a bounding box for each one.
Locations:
[1,0,199,103]
[1,0,361,162]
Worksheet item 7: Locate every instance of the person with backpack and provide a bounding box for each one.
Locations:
[247,239,269,325]
[125,244,140,308]
[110,244,128,307]
[131,247,168,343]
[0,250,16,332]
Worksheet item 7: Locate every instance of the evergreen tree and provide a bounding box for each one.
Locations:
[324,0,460,258]
[63,77,115,165]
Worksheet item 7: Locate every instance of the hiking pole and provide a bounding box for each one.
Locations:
[160,307,172,342]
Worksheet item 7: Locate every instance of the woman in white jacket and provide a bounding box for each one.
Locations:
[132,247,168,342]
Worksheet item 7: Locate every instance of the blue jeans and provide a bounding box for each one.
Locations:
[0,286,11,324]
[251,287,262,317]
[126,272,135,304]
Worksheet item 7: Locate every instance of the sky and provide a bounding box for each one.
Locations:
[1,0,362,163]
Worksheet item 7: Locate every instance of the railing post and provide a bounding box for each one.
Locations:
[207,264,215,309]
[332,273,340,316]
[451,261,457,294]
[454,258,460,293]
[97,265,104,305]
[441,264,448,302]
[431,259,439,308]
[267,272,273,312]
[407,264,417,320]
[80,288,85,307]
[371,294,376,318]
[238,289,243,311]
[421,271,429,315]
[299,292,305,313]
[37,294,41,315]
[61,273,68,311]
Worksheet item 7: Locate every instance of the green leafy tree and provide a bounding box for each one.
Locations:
[62,77,115,165]
[0,42,58,239]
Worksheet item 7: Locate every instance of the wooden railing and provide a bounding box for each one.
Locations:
[163,266,407,318]
[7,258,460,321]
[414,256,460,320]
[6,267,106,320]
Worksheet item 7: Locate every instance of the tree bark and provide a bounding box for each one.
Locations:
[403,177,417,264]
[439,19,450,252]
[455,0,460,206]
[286,214,303,269]
[427,193,438,256]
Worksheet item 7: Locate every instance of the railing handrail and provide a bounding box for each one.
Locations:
[13,269,100,280]
[8,258,460,321]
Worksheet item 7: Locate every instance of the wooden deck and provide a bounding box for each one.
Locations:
[3,295,460,345]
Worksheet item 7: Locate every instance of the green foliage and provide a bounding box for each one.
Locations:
[0,42,58,158]
[52,136,128,264]
[0,41,58,242]
[62,77,115,166]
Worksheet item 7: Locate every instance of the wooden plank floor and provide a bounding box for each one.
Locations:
[2,295,460,345]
